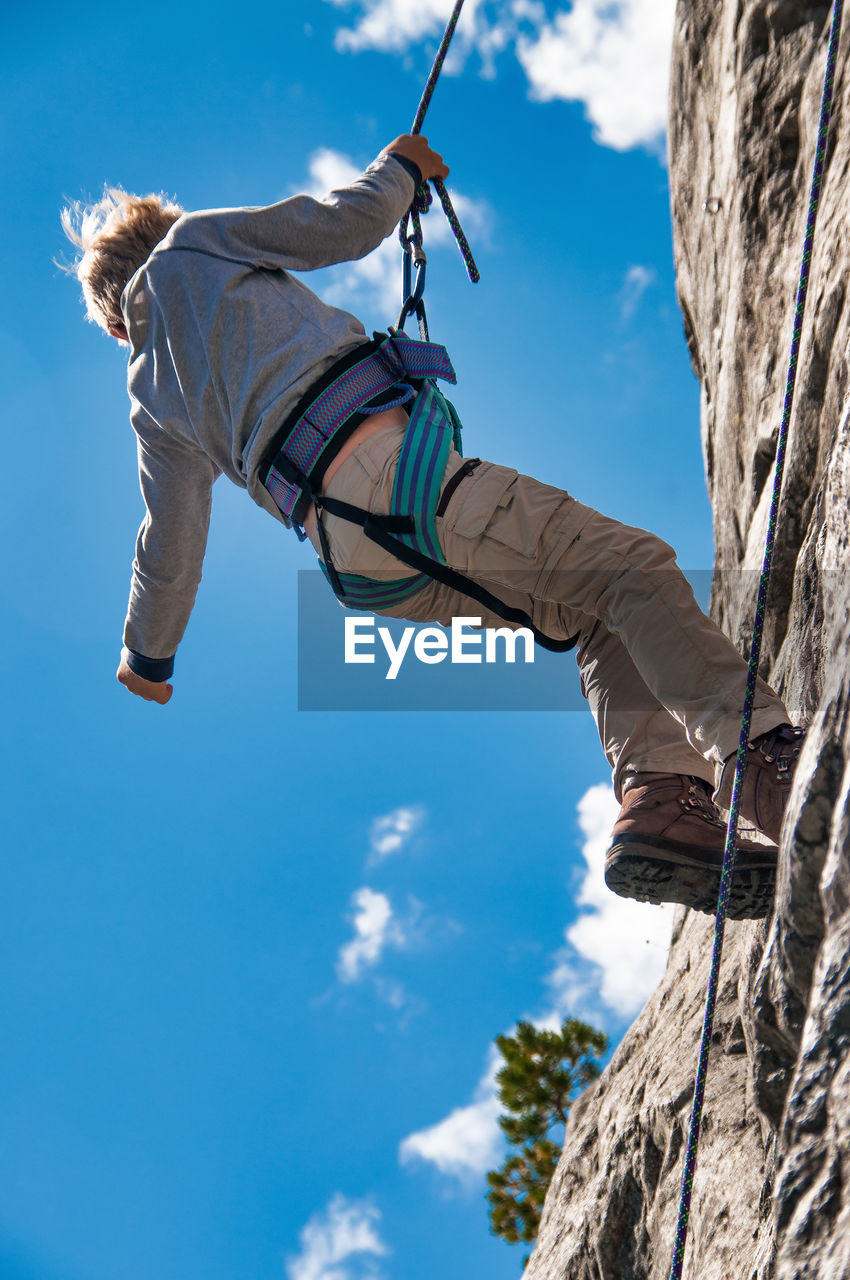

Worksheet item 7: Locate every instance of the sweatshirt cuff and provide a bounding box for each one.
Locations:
[123,646,175,682]
[388,153,423,189]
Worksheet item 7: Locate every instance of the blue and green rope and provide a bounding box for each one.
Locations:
[399,0,480,285]
[669,4,844,1277]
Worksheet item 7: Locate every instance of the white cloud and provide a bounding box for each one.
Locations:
[516,0,675,151]
[399,782,672,1192]
[286,1194,389,1280]
[299,148,399,316]
[336,888,405,983]
[323,0,531,75]
[301,148,491,318]
[324,0,675,153]
[619,264,656,323]
[305,146,364,194]
[369,805,425,865]
[546,782,672,1018]
[399,1050,503,1182]
[374,976,408,1009]
[326,0,471,54]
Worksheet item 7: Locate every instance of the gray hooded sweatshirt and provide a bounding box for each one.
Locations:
[120,151,417,680]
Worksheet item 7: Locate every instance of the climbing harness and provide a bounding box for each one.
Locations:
[260,330,453,528]
[669,4,844,1277]
[259,329,579,651]
[260,0,579,653]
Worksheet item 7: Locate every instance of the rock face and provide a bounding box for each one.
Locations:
[525,5,850,1279]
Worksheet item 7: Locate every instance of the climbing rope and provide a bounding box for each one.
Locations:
[397,0,480,336]
[669,4,844,1277]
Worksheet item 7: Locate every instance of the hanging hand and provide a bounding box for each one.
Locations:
[116,657,173,704]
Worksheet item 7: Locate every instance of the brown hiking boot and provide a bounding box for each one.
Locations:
[714,724,805,844]
[605,773,778,919]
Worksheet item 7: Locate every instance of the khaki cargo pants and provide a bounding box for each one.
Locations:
[309,425,789,799]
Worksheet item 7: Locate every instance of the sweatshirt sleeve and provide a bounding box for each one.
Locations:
[122,411,220,670]
[170,151,417,272]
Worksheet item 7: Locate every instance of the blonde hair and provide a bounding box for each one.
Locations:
[60,188,183,333]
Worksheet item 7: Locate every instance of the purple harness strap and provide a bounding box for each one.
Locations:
[264,331,456,523]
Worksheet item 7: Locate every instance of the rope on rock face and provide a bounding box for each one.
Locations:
[398,0,480,295]
[669,4,844,1277]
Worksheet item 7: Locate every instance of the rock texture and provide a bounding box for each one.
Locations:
[525,5,850,1278]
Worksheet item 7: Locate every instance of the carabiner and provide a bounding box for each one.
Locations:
[396,243,428,338]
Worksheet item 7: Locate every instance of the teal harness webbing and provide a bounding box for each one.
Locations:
[392,380,461,560]
[320,378,462,611]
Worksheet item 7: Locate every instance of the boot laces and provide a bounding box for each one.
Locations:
[681,778,722,822]
[750,724,804,771]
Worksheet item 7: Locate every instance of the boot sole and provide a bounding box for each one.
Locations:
[605,835,776,920]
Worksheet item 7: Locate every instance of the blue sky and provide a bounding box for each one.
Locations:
[2,1,709,1278]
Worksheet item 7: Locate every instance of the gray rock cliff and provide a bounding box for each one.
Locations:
[525,4,850,1278]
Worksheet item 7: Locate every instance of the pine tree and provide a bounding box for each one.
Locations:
[486,1018,608,1255]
